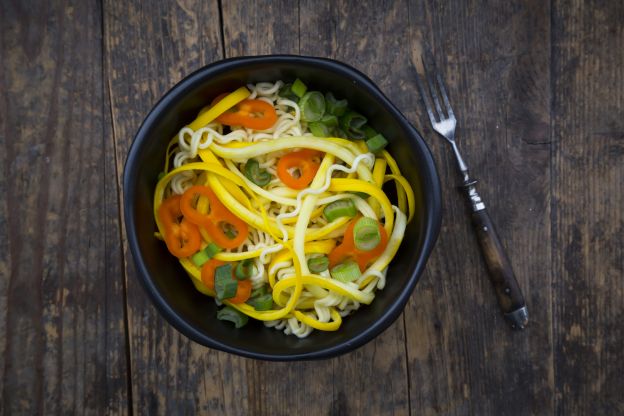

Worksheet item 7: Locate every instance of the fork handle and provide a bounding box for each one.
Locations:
[462,182,529,329]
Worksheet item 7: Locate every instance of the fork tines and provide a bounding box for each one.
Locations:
[415,48,455,127]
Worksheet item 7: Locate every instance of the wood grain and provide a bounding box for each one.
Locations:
[552,1,624,413]
[1,0,623,414]
[403,0,554,414]
[0,0,128,414]
[103,1,248,414]
[222,1,412,415]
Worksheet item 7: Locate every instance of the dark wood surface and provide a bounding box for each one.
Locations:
[1,0,622,414]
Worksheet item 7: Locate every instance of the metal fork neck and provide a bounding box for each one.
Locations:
[448,141,484,211]
[450,140,468,173]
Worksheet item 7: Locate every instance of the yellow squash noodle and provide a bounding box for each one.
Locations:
[153,81,417,338]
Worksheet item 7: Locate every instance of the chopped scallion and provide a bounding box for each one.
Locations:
[353,217,381,251]
[299,91,326,122]
[278,83,299,101]
[307,255,329,273]
[309,121,331,137]
[292,78,308,98]
[325,92,348,116]
[247,293,273,311]
[334,128,348,139]
[244,158,272,186]
[363,125,378,139]
[217,306,248,328]
[330,260,362,283]
[320,114,339,128]
[215,264,237,300]
[366,134,388,154]
[323,199,357,222]
[191,243,221,267]
[235,258,254,280]
[250,285,268,298]
[339,111,367,140]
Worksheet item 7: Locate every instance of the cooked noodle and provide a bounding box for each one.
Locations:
[153,81,415,337]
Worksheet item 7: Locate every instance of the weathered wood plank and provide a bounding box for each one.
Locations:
[552,1,624,414]
[222,1,413,415]
[0,0,129,414]
[299,1,413,415]
[403,1,554,414]
[103,1,249,414]
[222,3,335,416]
[222,0,300,56]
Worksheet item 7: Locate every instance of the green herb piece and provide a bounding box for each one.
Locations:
[191,243,221,267]
[217,306,248,328]
[244,158,272,186]
[307,255,329,273]
[365,134,388,154]
[292,78,308,98]
[353,217,381,251]
[323,199,357,222]
[235,258,254,280]
[247,293,273,311]
[215,264,237,300]
[330,260,362,283]
[325,92,348,116]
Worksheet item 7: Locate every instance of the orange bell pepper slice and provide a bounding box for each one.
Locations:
[276,149,322,190]
[180,185,249,249]
[201,259,252,303]
[328,218,389,272]
[158,195,201,258]
[228,279,252,304]
[211,93,277,130]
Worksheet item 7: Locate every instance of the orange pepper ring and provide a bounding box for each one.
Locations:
[328,219,388,271]
[214,97,278,130]
[180,185,249,249]
[201,259,252,303]
[276,149,322,190]
[158,195,201,258]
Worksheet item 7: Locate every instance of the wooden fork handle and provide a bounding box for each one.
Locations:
[470,208,528,329]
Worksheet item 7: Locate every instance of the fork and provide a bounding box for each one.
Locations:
[415,50,529,330]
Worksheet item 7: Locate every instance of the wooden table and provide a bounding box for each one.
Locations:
[2,1,622,414]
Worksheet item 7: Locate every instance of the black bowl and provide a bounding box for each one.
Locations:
[124,55,441,360]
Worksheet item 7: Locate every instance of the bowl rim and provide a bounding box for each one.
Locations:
[123,54,442,361]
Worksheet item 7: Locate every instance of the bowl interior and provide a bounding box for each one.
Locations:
[125,56,440,360]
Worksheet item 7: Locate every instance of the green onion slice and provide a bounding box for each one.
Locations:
[299,91,326,122]
[292,78,308,98]
[217,306,248,328]
[278,83,299,101]
[247,293,273,311]
[309,121,331,137]
[353,217,381,251]
[250,285,268,298]
[339,111,367,140]
[191,242,222,267]
[330,260,362,283]
[235,258,254,280]
[320,114,339,128]
[244,158,272,186]
[366,134,388,154]
[362,125,378,139]
[215,264,237,300]
[325,92,348,116]
[323,199,357,222]
[307,255,329,273]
